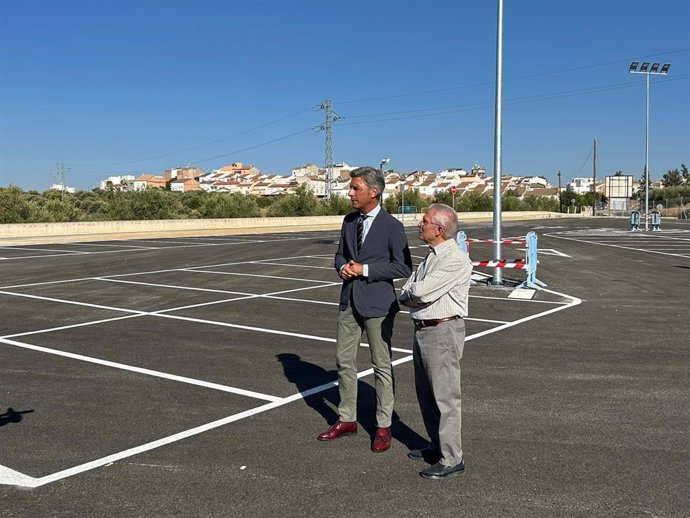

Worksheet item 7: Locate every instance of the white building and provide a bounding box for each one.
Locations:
[99,175,135,191]
[49,183,76,194]
[567,177,594,195]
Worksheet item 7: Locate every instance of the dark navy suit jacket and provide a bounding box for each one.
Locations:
[335,208,412,318]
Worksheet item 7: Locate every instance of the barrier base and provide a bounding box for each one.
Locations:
[472,276,522,288]
[516,278,547,290]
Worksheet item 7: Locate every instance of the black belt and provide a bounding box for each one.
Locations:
[413,316,461,330]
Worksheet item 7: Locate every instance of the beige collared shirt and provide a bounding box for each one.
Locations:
[399,238,472,320]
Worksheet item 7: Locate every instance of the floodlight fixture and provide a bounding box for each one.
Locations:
[627,59,672,230]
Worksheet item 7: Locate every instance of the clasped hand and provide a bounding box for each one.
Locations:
[340,260,363,280]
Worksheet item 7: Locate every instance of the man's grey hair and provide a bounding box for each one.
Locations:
[350,167,385,199]
[428,203,459,239]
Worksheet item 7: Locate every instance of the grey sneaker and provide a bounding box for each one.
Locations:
[420,460,465,480]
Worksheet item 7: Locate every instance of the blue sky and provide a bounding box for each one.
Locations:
[1,0,688,191]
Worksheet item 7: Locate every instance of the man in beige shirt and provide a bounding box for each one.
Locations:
[398,203,473,479]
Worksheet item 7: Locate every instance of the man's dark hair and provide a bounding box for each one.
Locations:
[350,167,385,200]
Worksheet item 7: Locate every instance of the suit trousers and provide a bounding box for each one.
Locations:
[335,305,395,427]
[413,317,465,467]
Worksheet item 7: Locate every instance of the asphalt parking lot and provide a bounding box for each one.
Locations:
[1,216,689,517]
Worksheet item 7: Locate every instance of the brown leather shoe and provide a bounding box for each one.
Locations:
[371,427,392,453]
[317,420,358,441]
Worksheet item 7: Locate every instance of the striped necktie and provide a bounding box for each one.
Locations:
[357,213,368,250]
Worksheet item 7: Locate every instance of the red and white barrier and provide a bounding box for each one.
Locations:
[456,231,545,289]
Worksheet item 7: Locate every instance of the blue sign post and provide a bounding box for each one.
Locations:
[651,210,661,231]
[630,210,641,231]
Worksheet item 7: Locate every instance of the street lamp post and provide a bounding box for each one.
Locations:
[379,157,392,214]
[629,61,671,231]
[491,0,504,285]
[380,158,390,174]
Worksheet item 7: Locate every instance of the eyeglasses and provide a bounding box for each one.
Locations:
[420,218,443,230]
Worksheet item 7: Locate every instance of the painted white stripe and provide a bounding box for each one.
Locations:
[251,260,333,270]
[151,282,340,314]
[153,313,337,343]
[133,239,228,245]
[0,282,340,340]
[0,399,285,488]
[546,232,690,259]
[469,294,570,305]
[0,290,145,314]
[0,465,36,487]
[0,248,165,261]
[2,314,143,339]
[0,236,327,263]
[465,288,581,342]
[182,268,335,284]
[0,337,281,403]
[0,253,338,290]
[68,242,160,249]
[98,277,248,295]
[0,285,581,488]
[0,246,85,253]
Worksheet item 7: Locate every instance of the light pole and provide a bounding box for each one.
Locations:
[629,61,670,230]
[380,158,390,174]
[491,0,504,285]
[557,170,562,212]
[380,157,391,204]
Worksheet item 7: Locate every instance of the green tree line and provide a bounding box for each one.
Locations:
[1,183,566,225]
[0,184,351,224]
[18,181,688,224]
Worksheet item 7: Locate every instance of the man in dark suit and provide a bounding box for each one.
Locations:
[318,166,412,453]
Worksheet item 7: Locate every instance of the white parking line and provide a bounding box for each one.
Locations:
[0,285,581,488]
[0,246,85,253]
[68,242,161,249]
[547,232,690,259]
[0,234,585,488]
[182,268,335,284]
[0,236,328,262]
[0,253,337,290]
[0,337,281,403]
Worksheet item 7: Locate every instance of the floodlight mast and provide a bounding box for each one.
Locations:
[628,61,671,230]
[491,0,504,285]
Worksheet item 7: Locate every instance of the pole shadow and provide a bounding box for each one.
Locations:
[0,407,34,427]
[276,353,427,450]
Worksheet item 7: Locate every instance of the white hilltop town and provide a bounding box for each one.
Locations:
[85,162,648,204]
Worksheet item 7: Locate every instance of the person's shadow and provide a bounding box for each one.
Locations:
[0,407,34,427]
[276,353,427,450]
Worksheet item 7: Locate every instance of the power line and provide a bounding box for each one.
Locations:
[574,148,593,176]
[337,46,690,105]
[190,127,317,165]
[69,106,315,169]
[340,74,690,126]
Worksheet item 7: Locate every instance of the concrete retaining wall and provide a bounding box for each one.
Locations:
[0,211,576,245]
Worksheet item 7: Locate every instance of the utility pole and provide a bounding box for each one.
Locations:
[318,99,341,199]
[52,162,68,200]
[592,139,597,216]
[61,162,66,201]
[557,170,562,212]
